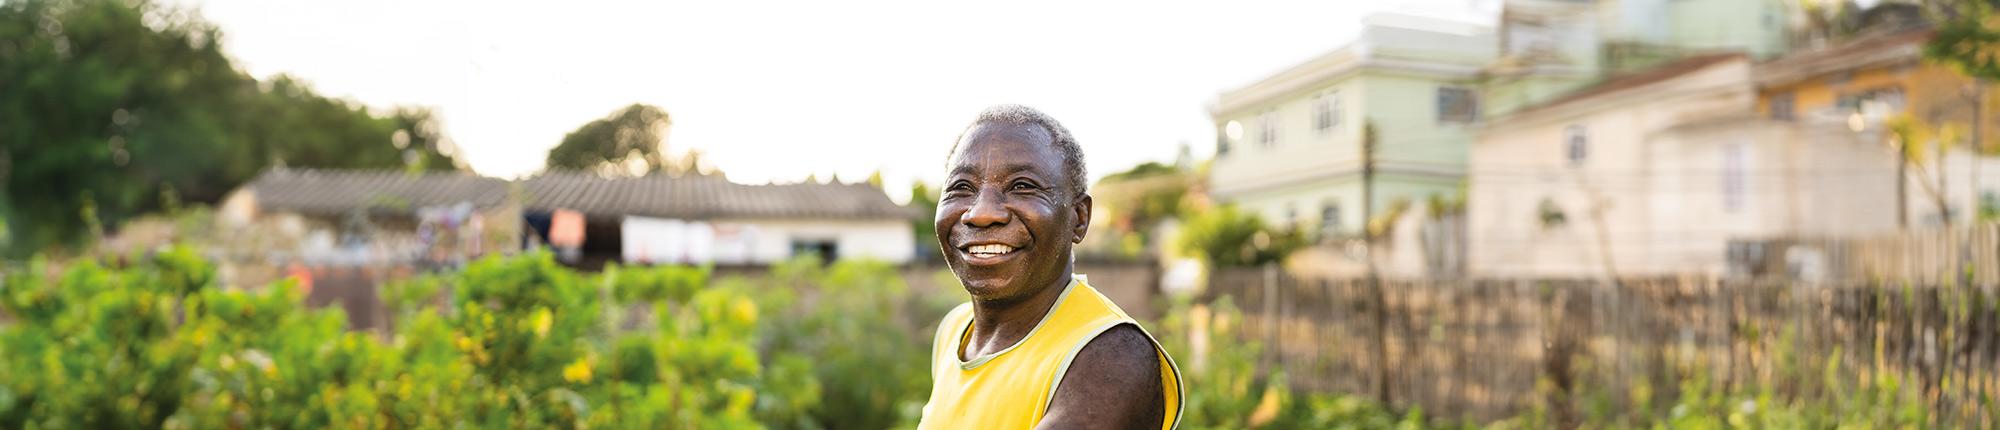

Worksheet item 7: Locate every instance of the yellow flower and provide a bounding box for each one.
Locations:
[730,297,758,326]
[562,358,593,383]
[532,308,554,338]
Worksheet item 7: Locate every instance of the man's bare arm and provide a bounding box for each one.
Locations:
[1036,324,1164,430]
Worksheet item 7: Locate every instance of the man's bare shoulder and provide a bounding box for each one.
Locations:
[1039,324,1163,430]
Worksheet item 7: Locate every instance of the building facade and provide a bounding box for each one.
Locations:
[1485,0,1793,117]
[1466,52,1940,279]
[222,169,917,272]
[1210,14,1496,240]
[1753,28,2000,227]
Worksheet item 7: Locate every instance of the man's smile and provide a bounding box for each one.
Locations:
[956,242,1024,265]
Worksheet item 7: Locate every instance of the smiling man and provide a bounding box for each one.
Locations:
[917,105,1183,430]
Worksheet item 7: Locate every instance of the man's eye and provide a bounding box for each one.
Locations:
[1010,182,1037,191]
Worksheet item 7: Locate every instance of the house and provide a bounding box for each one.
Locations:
[217,169,523,267]
[221,169,918,270]
[1208,2,1794,253]
[1209,13,1496,242]
[519,172,915,267]
[1466,53,1915,279]
[1752,27,2000,226]
[215,169,525,330]
[1485,0,1794,117]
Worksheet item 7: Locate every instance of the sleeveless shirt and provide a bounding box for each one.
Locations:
[916,275,1183,429]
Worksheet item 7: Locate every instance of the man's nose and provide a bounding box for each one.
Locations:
[962,188,1010,227]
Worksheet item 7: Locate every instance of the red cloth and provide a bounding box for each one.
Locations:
[550,209,586,248]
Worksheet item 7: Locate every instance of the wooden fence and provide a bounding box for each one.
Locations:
[1826,224,2000,285]
[1204,269,2000,426]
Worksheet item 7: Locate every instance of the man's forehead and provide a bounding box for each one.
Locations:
[958,122,1054,149]
[950,126,1061,170]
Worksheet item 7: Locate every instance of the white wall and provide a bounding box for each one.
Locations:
[1469,58,1758,278]
[1469,70,1918,279]
[621,217,914,264]
[740,218,914,264]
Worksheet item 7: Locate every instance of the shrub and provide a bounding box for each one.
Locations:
[0,248,807,428]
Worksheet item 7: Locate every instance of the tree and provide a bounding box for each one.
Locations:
[1176,206,1303,268]
[546,104,672,176]
[1927,1,2000,78]
[909,181,941,259]
[1798,0,1867,45]
[1091,161,1197,256]
[0,0,460,257]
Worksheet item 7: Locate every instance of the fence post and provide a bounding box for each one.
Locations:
[1369,270,1392,409]
[1263,263,1279,372]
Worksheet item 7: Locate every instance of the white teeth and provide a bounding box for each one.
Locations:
[966,244,1014,255]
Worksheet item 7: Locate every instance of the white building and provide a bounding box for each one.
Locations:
[222,169,917,269]
[521,173,915,266]
[1467,54,1921,279]
[1208,13,1496,240]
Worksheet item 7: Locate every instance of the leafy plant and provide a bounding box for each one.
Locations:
[1177,206,1306,268]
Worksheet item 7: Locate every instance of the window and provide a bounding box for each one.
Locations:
[1838,86,1906,116]
[1313,92,1342,133]
[1437,87,1478,124]
[1723,142,1748,213]
[789,239,838,264]
[1258,110,1280,147]
[1769,92,1795,121]
[1320,203,1341,238]
[1564,125,1588,165]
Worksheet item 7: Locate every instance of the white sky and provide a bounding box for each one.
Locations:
[175,0,1496,202]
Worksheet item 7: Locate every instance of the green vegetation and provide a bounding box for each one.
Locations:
[1091,161,1198,258]
[0,0,461,257]
[5,257,1948,428]
[545,104,674,176]
[1177,205,1306,268]
[908,182,941,259]
[0,246,1435,429]
[0,248,957,428]
[1160,297,1449,430]
[1927,0,2000,82]
[1,247,1960,428]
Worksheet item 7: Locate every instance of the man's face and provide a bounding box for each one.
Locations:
[936,123,1090,303]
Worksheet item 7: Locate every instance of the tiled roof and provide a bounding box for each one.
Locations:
[519,172,913,221]
[240,169,914,221]
[1515,53,1747,115]
[1753,29,1932,87]
[245,169,512,216]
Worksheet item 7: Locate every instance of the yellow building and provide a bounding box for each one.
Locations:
[1754,29,1977,127]
[1754,28,2000,227]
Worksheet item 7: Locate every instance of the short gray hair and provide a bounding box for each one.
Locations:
[948,104,1088,199]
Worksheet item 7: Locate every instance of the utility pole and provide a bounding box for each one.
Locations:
[1966,79,1984,286]
[1361,121,1391,408]
[1899,141,1909,230]
[1972,80,1985,221]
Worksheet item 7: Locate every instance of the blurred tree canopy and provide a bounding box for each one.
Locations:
[1176,205,1303,268]
[1927,0,2000,80]
[546,104,674,176]
[0,0,462,257]
[1088,161,1201,258]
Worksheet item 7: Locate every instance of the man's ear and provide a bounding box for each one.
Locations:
[1071,193,1092,244]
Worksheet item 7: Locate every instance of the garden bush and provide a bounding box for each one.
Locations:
[0,247,953,429]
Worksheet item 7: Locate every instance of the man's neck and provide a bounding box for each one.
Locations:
[962,265,1075,360]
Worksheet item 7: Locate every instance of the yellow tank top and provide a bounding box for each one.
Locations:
[916,275,1183,430]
